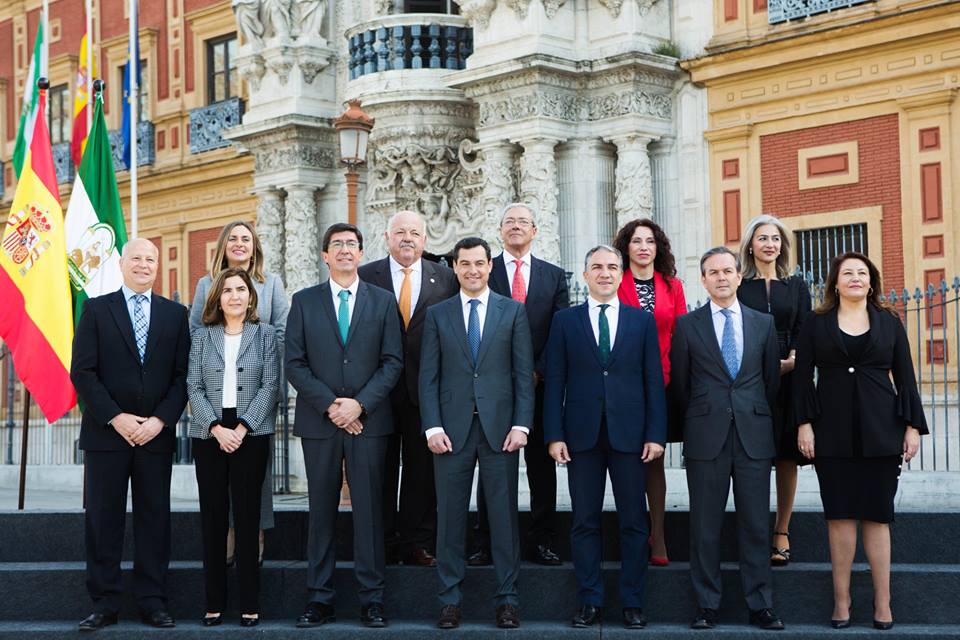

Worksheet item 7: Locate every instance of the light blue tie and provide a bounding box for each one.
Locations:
[720,307,740,379]
[467,299,481,365]
[133,294,148,363]
[337,289,350,344]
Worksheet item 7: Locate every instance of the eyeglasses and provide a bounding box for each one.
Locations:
[328,240,360,250]
[502,218,534,228]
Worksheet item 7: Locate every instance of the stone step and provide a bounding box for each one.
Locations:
[1,510,955,564]
[1,561,957,624]
[0,621,958,639]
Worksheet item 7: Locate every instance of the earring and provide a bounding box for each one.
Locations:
[868,287,873,296]
[749,248,753,255]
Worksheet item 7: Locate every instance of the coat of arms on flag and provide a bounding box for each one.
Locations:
[3,204,54,273]
[67,223,117,289]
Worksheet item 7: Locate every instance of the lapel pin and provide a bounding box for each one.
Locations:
[430,278,435,283]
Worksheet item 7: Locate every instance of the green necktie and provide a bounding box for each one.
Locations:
[599,304,611,365]
[338,289,350,344]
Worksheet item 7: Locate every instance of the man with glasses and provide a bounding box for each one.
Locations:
[286,223,403,629]
[470,203,570,567]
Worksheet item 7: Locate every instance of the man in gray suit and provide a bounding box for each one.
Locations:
[285,223,403,629]
[419,237,535,629]
[669,246,785,631]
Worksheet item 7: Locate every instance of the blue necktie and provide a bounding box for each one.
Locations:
[337,289,350,344]
[598,304,611,365]
[133,294,148,363]
[720,307,740,379]
[467,299,481,365]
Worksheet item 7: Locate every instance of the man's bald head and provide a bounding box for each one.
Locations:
[385,210,427,267]
[120,238,159,293]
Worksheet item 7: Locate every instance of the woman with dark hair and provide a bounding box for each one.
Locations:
[794,252,926,630]
[190,220,288,565]
[737,214,811,567]
[188,267,280,626]
[612,218,686,566]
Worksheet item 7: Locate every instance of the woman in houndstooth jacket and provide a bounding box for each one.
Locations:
[188,267,280,627]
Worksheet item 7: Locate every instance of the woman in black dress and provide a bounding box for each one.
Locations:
[737,215,810,566]
[794,252,926,630]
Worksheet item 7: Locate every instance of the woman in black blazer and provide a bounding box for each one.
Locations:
[794,252,927,630]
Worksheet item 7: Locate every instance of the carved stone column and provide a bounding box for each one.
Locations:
[283,186,320,293]
[254,188,286,280]
[477,141,518,229]
[518,137,562,265]
[557,138,616,274]
[610,134,656,230]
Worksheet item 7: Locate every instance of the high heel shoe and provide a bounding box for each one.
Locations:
[771,531,791,567]
[201,613,222,627]
[830,604,851,629]
[873,604,893,630]
[647,536,669,566]
[240,614,260,627]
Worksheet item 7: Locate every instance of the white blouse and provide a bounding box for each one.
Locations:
[222,333,241,409]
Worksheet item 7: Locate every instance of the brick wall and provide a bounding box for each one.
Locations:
[760,114,904,292]
[188,226,221,302]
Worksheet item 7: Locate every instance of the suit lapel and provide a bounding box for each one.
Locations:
[491,255,509,296]
[605,304,628,367]
[475,294,505,369]
[409,260,439,328]
[108,290,140,362]
[345,281,369,349]
[445,296,473,363]
[236,322,257,360]
[317,282,340,346]
[691,304,731,379]
[826,307,849,356]
[143,295,165,364]
[576,303,603,366]
[526,256,544,302]
[209,323,226,363]
[736,307,759,382]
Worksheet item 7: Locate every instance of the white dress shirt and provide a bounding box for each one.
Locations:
[425,287,529,440]
[709,298,744,364]
[330,277,360,323]
[221,332,241,409]
[587,296,619,350]
[503,249,532,293]
[390,255,422,313]
[121,284,152,329]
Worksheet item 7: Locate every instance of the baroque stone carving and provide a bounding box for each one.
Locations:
[454,0,497,29]
[233,0,264,48]
[542,0,567,18]
[263,0,292,40]
[253,143,336,173]
[503,0,533,19]
[291,0,325,42]
[374,0,395,14]
[518,139,562,265]
[598,0,660,17]
[264,48,295,85]
[284,187,320,293]
[612,136,654,229]
[476,89,671,126]
[255,190,285,279]
[460,140,517,236]
[371,143,463,231]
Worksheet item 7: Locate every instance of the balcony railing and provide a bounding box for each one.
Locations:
[347,14,472,80]
[52,142,75,185]
[107,121,156,172]
[768,0,876,23]
[189,97,244,154]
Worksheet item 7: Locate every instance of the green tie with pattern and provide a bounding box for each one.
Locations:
[599,304,611,365]
[338,289,350,344]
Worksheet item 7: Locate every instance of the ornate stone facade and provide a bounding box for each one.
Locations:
[611,135,656,230]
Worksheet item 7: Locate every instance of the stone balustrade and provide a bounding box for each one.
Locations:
[346,14,472,80]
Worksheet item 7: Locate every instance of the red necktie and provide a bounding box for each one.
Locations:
[511,259,527,303]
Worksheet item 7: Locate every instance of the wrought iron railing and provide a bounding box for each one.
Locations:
[768,0,877,24]
[189,97,243,154]
[346,14,472,80]
[107,121,156,171]
[52,142,75,185]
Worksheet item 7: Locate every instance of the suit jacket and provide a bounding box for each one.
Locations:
[793,306,928,457]
[418,291,535,454]
[490,254,569,375]
[358,256,459,406]
[190,272,288,347]
[186,322,280,438]
[543,303,667,453]
[669,301,780,461]
[285,279,403,439]
[71,289,191,452]
[617,271,687,386]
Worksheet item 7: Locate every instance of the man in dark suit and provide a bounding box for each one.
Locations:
[544,244,666,629]
[472,202,569,567]
[358,210,459,567]
[669,246,784,631]
[70,237,190,632]
[286,223,403,629]
[419,237,535,629]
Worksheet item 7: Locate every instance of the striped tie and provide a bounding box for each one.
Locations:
[133,294,148,363]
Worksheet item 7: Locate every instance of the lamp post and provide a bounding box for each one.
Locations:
[333,99,374,226]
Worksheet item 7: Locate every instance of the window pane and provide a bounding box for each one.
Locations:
[227,37,237,66]
[213,43,225,74]
[228,67,239,98]
[214,73,225,103]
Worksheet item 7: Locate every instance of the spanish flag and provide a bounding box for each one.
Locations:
[69,33,96,169]
[0,83,76,422]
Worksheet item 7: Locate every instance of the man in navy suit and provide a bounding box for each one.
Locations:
[543,244,666,629]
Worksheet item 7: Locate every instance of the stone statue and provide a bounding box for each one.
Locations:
[263,0,292,40]
[233,0,264,48]
[292,0,325,40]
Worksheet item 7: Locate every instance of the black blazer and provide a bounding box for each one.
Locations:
[358,257,459,406]
[71,289,191,452]
[490,254,569,375]
[285,279,403,439]
[793,306,928,458]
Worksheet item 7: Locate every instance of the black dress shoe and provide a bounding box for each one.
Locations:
[201,614,222,627]
[873,619,894,630]
[437,604,461,629]
[496,603,520,628]
[467,548,492,566]
[79,612,118,632]
[571,605,601,628]
[749,608,785,630]
[240,615,259,627]
[691,607,718,629]
[831,604,852,629]
[296,603,336,628]
[141,610,176,628]
[404,548,438,567]
[623,608,647,629]
[361,603,388,628]
[530,543,562,566]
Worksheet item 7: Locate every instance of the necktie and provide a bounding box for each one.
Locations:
[598,304,611,365]
[511,259,527,303]
[398,267,412,328]
[720,308,740,379]
[467,299,481,365]
[337,289,350,344]
[133,294,148,363]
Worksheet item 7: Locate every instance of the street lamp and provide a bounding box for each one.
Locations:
[333,99,374,226]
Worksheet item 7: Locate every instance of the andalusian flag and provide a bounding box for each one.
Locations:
[66,91,127,326]
[12,21,46,178]
[0,84,76,422]
[69,33,96,168]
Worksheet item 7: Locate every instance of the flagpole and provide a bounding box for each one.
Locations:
[86,0,93,134]
[128,0,138,237]
[41,0,49,120]
[17,389,31,510]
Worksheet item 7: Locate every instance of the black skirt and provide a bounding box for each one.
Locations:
[814,455,902,523]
